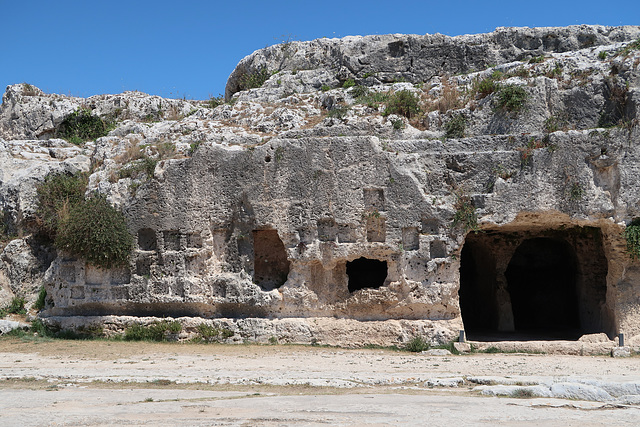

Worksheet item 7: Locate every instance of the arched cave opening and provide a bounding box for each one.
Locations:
[459,227,611,341]
[346,257,387,292]
[253,229,290,291]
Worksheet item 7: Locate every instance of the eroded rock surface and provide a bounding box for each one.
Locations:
[2,25,640,347]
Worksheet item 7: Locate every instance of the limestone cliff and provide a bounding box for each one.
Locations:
[1,25,640,347]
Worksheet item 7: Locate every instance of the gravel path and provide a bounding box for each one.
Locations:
[1,338,640,426]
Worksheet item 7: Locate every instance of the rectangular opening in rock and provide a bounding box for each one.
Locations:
[253,229,290,291]
[346,257,388,292]
[363,188,385,211]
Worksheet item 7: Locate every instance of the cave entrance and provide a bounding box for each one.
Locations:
[346,257,387,292]
[253,230,290,291]
[459,227,611,341]
[505,238,580,335]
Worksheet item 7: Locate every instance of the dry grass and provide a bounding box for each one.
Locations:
[422,77,465,114]
[115,144,145,164]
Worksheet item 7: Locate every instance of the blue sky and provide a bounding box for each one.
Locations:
[1,1,638,101]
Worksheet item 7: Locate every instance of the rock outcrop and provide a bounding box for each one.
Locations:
[1,25,640,348]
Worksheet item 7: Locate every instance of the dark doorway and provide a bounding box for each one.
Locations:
[346,257,387,292]
[505,238,580,335]
[253,230,290,291]
[459,227,612,341]
[459,235,498,332]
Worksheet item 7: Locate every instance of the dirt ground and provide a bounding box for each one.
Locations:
[1,337,640,426]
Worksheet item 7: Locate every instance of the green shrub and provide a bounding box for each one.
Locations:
[494,84,528,113]
[28,318,51,336]
[238,67,271,91]
[34,287,47,311]
[342,78,356,88]
[56,108,112,144]
[124,321,182,342]
[475,77,499,98]
[624,219,640,260]
[391,119,404,130]
[55,195,134,269]
[598,51,608,60]
[383,90,420,118]
[356,90,390,108]
[118,157,158,180]
[349,85,369,98]
[320,84,331,92]
[206,95,224,108]
[529,55,545,64]
[444,114,466,139]
[327,106,349,119]
[511,388,535,398]
[452,190,479,233]
[405,336,430,352]
[35,172,88,239]
[544,115,569,133]
[7,296,26,314]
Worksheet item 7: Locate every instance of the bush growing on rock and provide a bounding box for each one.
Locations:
[238,67,271,91]
[494,84,528,113]
[56,108,112,144]
[624,219,640,260]
[55,195,133,269]
[383,90,421,118]
[444,114,466,139]
[35,172,88,239]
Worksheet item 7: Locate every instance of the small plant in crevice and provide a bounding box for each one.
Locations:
[118,157,158,180]
[238,67,271,91]
[493,164,513,180]
[494,84,528,114]
[349,85,369,98]
[327,105,349,119]
[598,51,608,60]
[518,137,547,167]
[598,77,629,128]
[529,55,545,64]
[342,78,356,88]
[405,336,430,352]
[545,62,563,79]
[624,219,640,260]
[444,114,466,139]
[544,114,570,133]
[510,388,535,398]
[206,94,225,109]
[34,286,47,311]
[391,118,405,130]
[452,190,479,233]
[320,84,331,92]
[617,38,640,57]
[188,141,202,156]
[569,182,584,201]
[6,296,26,315]
[383,90,420,118]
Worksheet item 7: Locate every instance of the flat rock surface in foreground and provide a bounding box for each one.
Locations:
[1,338,640,426]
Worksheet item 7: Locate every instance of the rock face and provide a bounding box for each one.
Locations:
[2,25,640,347]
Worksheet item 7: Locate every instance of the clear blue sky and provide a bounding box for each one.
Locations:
[1,1,638,100]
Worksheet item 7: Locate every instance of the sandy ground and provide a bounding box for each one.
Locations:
[1,337,640,426]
